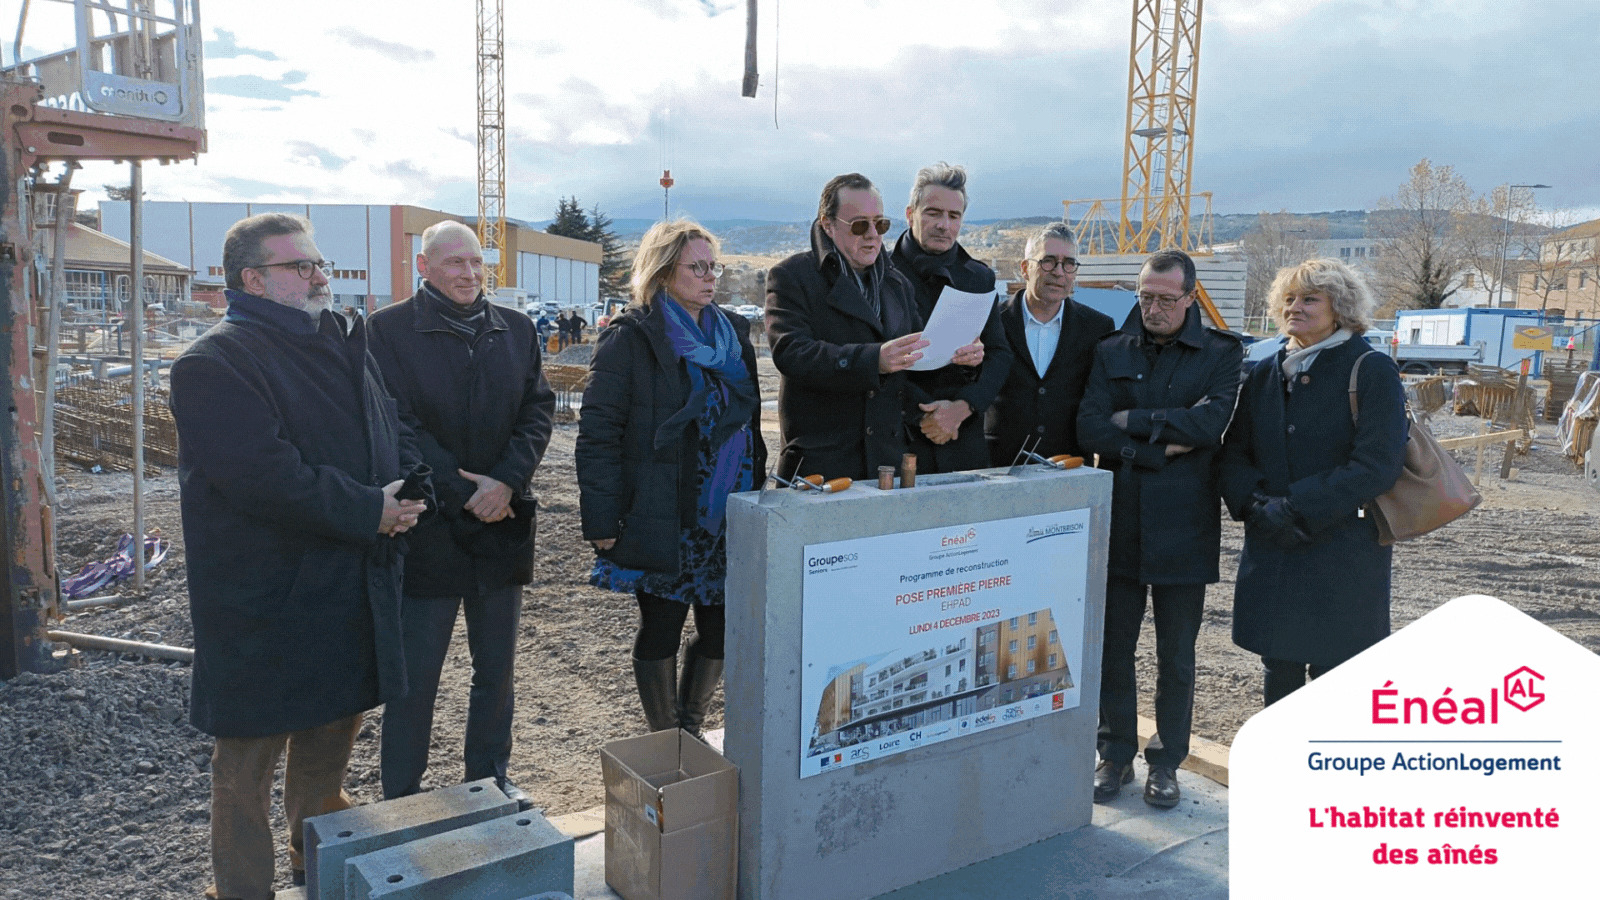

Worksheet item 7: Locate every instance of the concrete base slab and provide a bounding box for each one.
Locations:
[346,810,574,899]
[567,758,1226,900]
[305,778,517,899]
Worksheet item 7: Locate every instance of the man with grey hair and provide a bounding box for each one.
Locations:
[170,212,426,898]
[368,219,554,808]
[890,162,1012,473]
[985,222,1114,466]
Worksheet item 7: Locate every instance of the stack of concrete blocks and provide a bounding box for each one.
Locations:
[725,466,1112,900]
[295,778,575,899]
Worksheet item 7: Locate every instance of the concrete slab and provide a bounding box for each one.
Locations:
[345,810,574,899]
[568,759,1227,900]
[726,468,1114,900]
[305,778,517,900]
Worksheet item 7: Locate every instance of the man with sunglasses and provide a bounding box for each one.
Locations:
[890,163,1010,473]
[986,222,1114,467]
[169,213,426,899]
[1076,249,1242,810]
[766,173,931,481]
[367,220,554,809]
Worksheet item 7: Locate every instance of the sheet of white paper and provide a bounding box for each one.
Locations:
[907,286,994,371]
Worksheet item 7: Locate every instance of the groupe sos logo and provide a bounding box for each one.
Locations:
[1370,666,1547,724]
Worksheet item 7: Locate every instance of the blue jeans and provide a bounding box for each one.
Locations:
[1097,577,1205,770]
[380,584,522,799]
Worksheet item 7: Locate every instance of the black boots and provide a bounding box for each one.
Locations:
[676,655,724,739]
[633,653,725,738]
[632,655,679,733]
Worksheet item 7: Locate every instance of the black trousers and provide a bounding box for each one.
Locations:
[1097,576,1205,769]
[1262,657,1332,706]
[380,584,522,799]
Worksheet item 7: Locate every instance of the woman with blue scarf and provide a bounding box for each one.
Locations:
[577,221,766,738]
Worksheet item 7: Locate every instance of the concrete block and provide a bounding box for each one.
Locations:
[305,778,517,900]
[725,466,1112,900]
[344,809,574,899]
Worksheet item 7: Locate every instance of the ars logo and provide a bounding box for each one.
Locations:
[1503,666,1545,712]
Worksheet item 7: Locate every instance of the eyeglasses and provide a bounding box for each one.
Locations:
[680,260,725,279]
[253,259,336,280]
[835,216,892,237]
[1032,256,1079,274]
[1137,291,1189,310]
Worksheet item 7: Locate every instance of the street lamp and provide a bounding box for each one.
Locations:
[1496,183,1551,308]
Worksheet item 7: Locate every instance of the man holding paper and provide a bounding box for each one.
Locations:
[768,173,957,481]
[891,163,1012,473]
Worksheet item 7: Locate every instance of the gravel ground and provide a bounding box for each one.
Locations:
[2,409,1596,897]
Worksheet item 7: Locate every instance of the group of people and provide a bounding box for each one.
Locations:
[167,162,1409,899]
[575,163,1408,816]
[537,309,587,350]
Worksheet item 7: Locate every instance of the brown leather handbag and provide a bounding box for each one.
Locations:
[1348,352,1482,545]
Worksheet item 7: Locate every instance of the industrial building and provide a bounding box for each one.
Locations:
[97,201,603,313]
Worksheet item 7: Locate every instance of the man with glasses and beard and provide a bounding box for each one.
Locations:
[1076,249,1242,810]
[169,213,426,899]
[986,222,1114,467]
[890,163,1009,473]
[767,173,970,481]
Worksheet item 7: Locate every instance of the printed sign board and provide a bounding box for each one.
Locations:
[798,509,1090,778]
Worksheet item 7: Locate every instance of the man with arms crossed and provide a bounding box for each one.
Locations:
[1076,249,1242,808]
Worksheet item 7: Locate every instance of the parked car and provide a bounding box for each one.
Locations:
[735,304,764,320]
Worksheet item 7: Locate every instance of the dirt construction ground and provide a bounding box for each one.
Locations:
[2,381,1597,896]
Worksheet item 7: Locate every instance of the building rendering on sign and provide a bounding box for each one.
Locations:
[97,201,603,313]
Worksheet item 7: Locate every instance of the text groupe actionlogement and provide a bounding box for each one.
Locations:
[1307,751,1561,776]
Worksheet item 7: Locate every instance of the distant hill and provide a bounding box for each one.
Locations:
[526,210,1539,260]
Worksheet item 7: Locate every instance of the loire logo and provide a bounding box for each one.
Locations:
[1503,666,1545,712]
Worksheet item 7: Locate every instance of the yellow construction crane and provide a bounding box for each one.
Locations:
[477,0,508,292]
[1067,0,1228,328]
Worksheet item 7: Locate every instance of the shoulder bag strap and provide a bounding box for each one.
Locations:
[1347,349,1380,426]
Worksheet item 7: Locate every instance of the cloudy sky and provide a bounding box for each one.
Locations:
[17,0,1599,224]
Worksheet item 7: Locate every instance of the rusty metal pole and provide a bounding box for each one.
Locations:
[129,161,146,592]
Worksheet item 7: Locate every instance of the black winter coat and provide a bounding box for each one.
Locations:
[766,222,924,481]
[367,288,555,597]
[890,233,1012,473]
[576,301,767,575]
[1221,336,1408,666]
[169,291,413,738]
[1077,304,1243,585]
[985,290,1115,467]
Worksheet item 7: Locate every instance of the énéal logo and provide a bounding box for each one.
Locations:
[1370,667,1545,725]
[939,528,978,548]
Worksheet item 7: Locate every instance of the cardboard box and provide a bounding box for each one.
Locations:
[601,729,739,900]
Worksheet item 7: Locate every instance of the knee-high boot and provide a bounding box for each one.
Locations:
[676,654,724,739]
[632,656,679,733]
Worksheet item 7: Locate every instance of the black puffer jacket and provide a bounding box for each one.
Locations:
[367,287,555,597]
[576,301,766,575]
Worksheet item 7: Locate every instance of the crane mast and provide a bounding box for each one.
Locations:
[477,0,508,292]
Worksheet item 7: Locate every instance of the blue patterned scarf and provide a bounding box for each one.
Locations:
[655,294,758,533]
